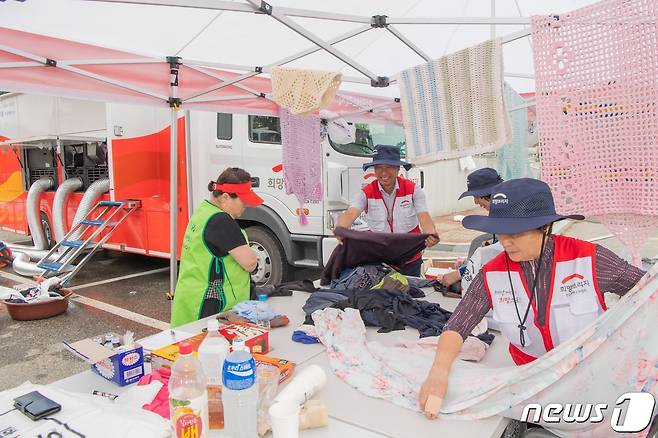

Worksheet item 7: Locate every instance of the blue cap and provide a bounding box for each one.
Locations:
[462,178,584,234]
[458,168,503,199]
[257,294,267,302]
[362,145,412,171]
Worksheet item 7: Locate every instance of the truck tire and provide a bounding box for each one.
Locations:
[246,225,290,287]
[39,211,55,249]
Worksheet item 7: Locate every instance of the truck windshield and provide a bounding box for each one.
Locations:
[329,122,406,158]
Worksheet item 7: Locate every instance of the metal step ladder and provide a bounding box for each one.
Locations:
[36,199,141,285]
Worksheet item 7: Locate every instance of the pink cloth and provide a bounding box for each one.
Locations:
[532,0,658,266]
[138,367,171,419]
[280,109,322,225]
[396,336,488,362]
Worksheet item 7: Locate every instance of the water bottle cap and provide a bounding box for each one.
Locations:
[178,341,193,355]
[258,294,267,302]
[232,339,249,352]
[207,318,220,332]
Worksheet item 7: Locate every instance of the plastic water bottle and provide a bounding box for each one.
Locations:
[169,341,208,438]
[255,294,271,330]
[222,339,259,438]
[197,319,230,430]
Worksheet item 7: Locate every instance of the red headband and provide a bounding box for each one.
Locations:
[210,182,253,194]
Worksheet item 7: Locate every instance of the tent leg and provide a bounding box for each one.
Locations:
[170,106,178,298]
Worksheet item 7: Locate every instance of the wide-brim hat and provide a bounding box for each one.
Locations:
[362,144,412,171]
[462,178,584,234]
[458,167,504,199]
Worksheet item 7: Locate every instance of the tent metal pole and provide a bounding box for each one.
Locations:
[490,0,496,40]
[386,26,431,62]
[508,100,535,112]
[185,94,262,104]
[168,57,181,299]
[59,58,160,66]
[244,0,379,82]
[501,28,531,44]
[388,17,530,25]
[83,0,256,13]
[0,62,42,68]
[505,72,534,79]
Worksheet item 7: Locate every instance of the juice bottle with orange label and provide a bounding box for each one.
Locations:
[169,341,208,438]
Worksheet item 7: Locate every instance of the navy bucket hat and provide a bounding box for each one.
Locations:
[462,178,584,234]
[363,145,412,171]
[458,168,504,199]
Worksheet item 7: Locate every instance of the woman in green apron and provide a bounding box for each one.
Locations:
[171,167,263,328]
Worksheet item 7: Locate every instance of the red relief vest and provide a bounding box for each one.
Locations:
[482,235,606,365]
[362,176,422,263]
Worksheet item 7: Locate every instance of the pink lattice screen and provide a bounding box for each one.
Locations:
[532,0,658,265]
[280,109,322,225]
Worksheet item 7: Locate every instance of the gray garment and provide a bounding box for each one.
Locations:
[350,180,429,220]
[302,292,348,315]
[467,233,495,259]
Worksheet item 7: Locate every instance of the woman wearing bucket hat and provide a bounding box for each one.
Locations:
[419,178,646,419]
[440,168,504,289]
[335,145,439,277]
[171,167,264,327]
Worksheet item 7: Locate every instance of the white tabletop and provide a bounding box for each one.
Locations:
[52,288,511,438]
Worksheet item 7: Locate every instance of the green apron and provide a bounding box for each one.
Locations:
[171,201,251,328]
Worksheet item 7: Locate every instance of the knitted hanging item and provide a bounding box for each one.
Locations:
[271,67,342,116]
[532,0,658,266]
[398,38,512,164]
[496,84,529,180]
[280,109,322,225]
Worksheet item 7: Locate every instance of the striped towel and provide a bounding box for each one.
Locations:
[398,39,511,164]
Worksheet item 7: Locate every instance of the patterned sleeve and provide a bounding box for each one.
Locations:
[594,245,646,296]
[443,270,492,340]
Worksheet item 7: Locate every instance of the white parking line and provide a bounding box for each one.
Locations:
[71,294,169,331]
[70,267,169,290]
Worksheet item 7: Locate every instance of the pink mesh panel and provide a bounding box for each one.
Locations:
[280,109,322,225]
[532,0,658,265]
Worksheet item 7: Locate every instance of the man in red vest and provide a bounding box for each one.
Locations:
[335,145,439,276]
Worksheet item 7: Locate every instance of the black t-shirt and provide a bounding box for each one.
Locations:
[203,212,247,257]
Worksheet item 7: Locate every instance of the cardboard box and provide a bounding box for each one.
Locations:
[150,327,293,384]
[424,267,452,280]
[64,333,145,386]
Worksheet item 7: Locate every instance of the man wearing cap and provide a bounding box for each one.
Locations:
[418,178,645,419]
[439,168,504,289]
[171,167,264,327]
[335,145,439,277]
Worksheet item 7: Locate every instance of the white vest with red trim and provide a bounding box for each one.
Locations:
[483,235,606,364]
[362,177,420,234]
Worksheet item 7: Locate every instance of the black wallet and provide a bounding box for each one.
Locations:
[13,391,62,421]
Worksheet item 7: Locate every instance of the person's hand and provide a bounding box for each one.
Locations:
[452,258,465,269]
[425,234,440,248]
[335,234,344,245]
[418,367,449,420]
[439,270,461,287]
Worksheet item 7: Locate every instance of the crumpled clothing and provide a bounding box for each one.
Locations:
[321,227,430,285]
[292,331,320,344]
[329,264,389,290]
[395,336,488,362]
[233,300,281,322]
[138,367,172,419]
[254,279,317,299]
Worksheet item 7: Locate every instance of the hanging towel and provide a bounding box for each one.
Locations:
[271,66,341,116]
[398,39,511,163]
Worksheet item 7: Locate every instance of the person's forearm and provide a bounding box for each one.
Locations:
[418,212,437,234]
[431,330,464,371]
[335,207,360,229]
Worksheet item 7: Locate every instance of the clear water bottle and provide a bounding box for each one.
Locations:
[255,294,271,330]
[222,339,259,438]
[197,319,230,430]
[169,341,208,438]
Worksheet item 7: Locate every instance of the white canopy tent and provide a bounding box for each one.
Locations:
[0,0,600,295]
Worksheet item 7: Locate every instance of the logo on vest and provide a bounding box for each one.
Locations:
[493,289,518,305]
[560,273,590,296]
[400,199,411,207]
[492,193,508,205]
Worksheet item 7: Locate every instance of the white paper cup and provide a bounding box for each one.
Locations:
[269,401,300,438]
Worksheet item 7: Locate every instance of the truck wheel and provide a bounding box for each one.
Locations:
[39,211,55,249]
[246,226,290,287]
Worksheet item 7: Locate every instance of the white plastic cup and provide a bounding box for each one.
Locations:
[274,365,327,405]
[269,401,300,438]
